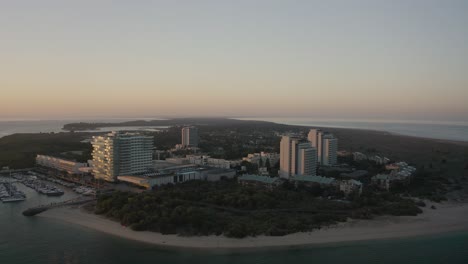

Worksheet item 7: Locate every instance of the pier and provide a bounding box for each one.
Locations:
[22,197,96,216]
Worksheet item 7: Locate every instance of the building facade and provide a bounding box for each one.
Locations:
[36,155,89,174]
[242,152,279,167]
[296,143,317,176]
[321,134,338,166]
[181,126,199,147]
[279,136,317,179]
[308,129,323,162]
[279,136,298,179]
[91,132,154,182]
[308,129,338,166]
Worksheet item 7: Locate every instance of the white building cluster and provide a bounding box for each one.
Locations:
[372,161,416,190]
[353,152,390,165]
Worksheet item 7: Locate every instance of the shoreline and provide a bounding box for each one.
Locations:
[39,202,468,251]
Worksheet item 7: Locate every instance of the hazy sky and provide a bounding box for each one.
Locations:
[1,0,467,121]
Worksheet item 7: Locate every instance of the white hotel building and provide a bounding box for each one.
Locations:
[91,132,153,182]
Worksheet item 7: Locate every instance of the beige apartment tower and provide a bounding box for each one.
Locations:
[279,136,317,179]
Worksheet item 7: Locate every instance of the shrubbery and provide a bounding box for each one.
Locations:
[94,179,423,238]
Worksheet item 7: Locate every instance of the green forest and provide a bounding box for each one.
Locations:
[94,179,422,238]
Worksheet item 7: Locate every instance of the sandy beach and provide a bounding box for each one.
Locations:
[38,202,468,250]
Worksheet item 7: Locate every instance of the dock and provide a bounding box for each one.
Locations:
[22,197,96,216]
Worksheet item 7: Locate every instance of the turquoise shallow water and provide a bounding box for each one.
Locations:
[1,182,468,264]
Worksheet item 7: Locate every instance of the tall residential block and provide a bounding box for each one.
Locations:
[91,132,154,182]
[296,143,317,176]
[308,129,338,166]
[321,134,338,166]
[279,136,317,179]
[308,129,323,163]
[181,126,199,147]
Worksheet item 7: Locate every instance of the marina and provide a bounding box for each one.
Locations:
[0,180,26,203]
[13,174,65,197]
[11,172,97,197]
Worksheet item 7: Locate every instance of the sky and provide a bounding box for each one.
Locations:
[1,0,468,121]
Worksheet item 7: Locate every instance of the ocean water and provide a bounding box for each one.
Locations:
[0,181,467,264]
[237,118,468,142]
[0,120,167,138]
[1,118,467,142]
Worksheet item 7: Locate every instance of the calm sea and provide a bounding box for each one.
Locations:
[1,119,467,142]
[237,118,468,142]
[0,120,168,138]
[0,181,467,264]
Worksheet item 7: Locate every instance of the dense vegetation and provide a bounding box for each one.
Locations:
[0,132,92,169]
[94,179,422,238]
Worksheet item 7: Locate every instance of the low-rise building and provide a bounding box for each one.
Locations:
[201,168,236,181]
[243,152,279,166]
[36,155,89,175]
[118,167,236,189]
[353,152,390,165]
[186,155,240,169]
[372,162,415,190]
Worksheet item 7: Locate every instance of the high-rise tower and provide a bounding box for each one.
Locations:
[92,132,153,182]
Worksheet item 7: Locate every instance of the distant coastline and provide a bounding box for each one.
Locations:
[39,202,468,250]
[61,117,468,142]
[1,118,467,142]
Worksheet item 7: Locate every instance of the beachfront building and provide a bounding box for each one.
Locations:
[372,163,415,190]
[181,126,199,148]
[279,136,317,179]
[92,132,154,182]
[36,155,89,174]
